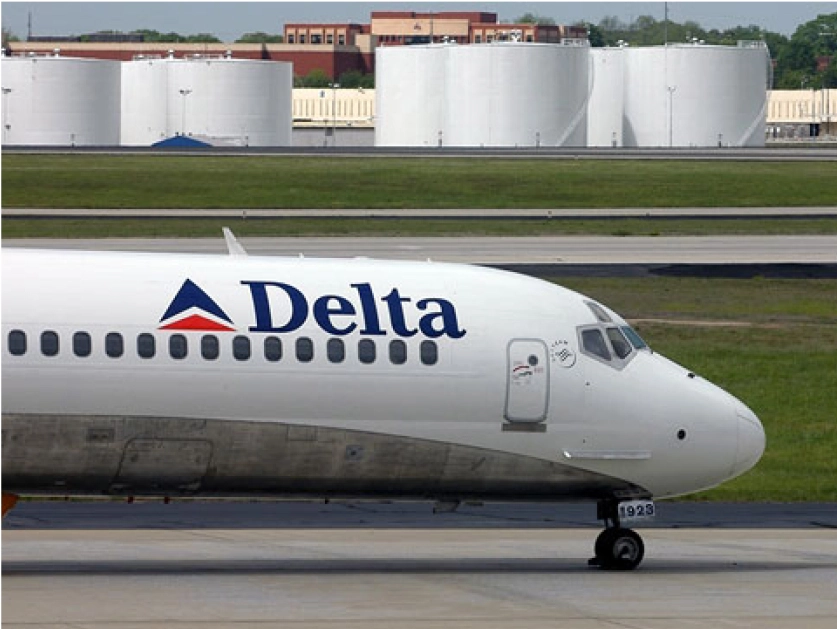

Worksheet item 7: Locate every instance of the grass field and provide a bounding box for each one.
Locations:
[5,216,837,238]
[561,277,837,501]
[3,154,837,209]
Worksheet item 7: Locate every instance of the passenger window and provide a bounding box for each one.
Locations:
[389,339,407,365]
[73,332,92,357]
[202,335,219,360]
[296,337,314,362]
[41,331,60,356]
[233,335,251,361]
[264,336,282,362]
[358,339,376,364]
[106,332,123,358]
[420,340,438,365]
[8,330,27,356]
[137,333,155,359]
[169,334,187,360]
[327,338,345,363]
[581,329,611,361]
[606,327,632,359]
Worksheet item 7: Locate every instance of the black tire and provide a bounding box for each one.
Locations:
[594,527,644,571]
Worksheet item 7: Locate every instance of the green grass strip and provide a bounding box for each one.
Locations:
[3,154,836,209]
[5,217,837,238]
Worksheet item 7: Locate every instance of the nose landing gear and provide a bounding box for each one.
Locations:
[588,499,646,570]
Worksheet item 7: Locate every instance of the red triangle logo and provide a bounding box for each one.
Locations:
[159,314,236,332]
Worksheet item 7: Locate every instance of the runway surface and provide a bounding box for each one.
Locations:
[3,501,837,629]
[6,500,837,530]
[5,235,837,264]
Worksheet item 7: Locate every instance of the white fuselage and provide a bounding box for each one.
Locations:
[1,249,765,501]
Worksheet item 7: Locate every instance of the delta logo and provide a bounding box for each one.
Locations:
[158,279,236,332]
[159,278,467,339]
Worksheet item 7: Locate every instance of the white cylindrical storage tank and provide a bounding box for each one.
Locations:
[444,43,589,147]
[623,44,770,147]
[121,58,168,146]
[166,58,292,146]
[1,56,120,146]
[442,45,490,146]
[376,43,589,148]
[375,45,447,147]
[587,47,626,147]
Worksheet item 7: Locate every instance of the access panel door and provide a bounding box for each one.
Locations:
[505,339,549,423]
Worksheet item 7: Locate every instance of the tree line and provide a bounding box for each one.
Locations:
[4,11,836,89]
[1,28,285,45]
[576,12,837,89]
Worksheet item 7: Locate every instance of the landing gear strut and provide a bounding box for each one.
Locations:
[588,499,645,570]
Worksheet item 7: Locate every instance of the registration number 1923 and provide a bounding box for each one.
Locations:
[618,500,656,523]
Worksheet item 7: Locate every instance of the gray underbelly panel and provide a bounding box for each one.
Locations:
[2,414,646,500]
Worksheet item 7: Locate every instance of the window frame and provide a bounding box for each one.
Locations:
[137,333,156,359]
[233,335,251,361]
[296,337,314,363]
[169,333,188,360]
[105,332,124,358]
[8,329,27,356]
[389,339,407,365]
[202,334,220,360]
[264,336,282,362]
[73,331,92,358]
[41,330,60,357]
[420,340,438,366]
[358,339,376,365]
[605,327,633,360]
[327,337,346,363]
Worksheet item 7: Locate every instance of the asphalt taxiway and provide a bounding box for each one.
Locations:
[5,235,837,265]
[3,501,837,629]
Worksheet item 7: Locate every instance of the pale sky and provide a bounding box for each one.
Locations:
[2,2,836,42]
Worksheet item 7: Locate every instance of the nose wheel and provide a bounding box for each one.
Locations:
[589,527,645,570]
[588,499,646,570]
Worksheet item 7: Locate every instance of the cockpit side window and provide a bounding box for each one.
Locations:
[585,301,612,323]
[621,326,649,351]
[581,328,611,361]
[606,327,632,359]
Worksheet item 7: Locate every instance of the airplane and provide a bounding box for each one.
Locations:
[1,236,765,570]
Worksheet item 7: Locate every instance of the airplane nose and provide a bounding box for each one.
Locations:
[732,402,766,477]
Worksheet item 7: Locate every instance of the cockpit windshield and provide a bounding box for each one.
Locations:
[606,327,632,359]
[577,324,650,369]
[620,326,649,351]
[581,328,611,361]
[578,302,651,369]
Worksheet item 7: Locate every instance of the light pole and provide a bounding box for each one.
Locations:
[667,85,677,147]
[2,87,12,145]
[179,88,192,136]
[329,82,340,147]
[811,81,820,138]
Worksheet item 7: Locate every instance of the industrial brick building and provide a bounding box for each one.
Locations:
[6,10,587,81]
[285,11,586,47]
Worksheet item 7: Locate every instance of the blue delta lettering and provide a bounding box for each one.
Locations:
[242,281,466,339]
